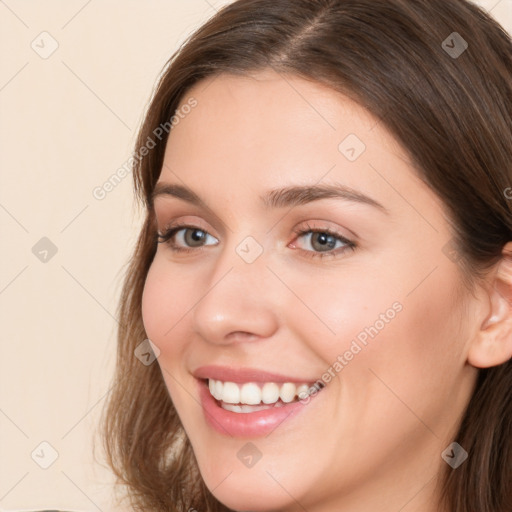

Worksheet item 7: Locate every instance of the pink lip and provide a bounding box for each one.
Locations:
[193,365,317,384]
[197,379,321,437]
[194,366,324,438]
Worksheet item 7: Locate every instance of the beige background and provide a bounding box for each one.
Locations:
[0,1,510,510]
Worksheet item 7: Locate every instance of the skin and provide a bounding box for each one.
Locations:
[141,69,509,512]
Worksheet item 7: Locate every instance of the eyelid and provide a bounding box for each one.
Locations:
[153,206,226,238]
[291,219,354,239]
[156,216,215,237]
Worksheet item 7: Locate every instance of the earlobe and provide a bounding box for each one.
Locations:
[467,243,512,369]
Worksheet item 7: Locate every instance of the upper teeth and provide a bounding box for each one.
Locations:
[208,379,313,405]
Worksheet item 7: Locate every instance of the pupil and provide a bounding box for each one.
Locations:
[314,232,335,251]
[187,229,205,246]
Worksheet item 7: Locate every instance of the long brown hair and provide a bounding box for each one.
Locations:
[99,1,512,510]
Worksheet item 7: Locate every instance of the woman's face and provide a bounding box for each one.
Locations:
[142,69,480,511]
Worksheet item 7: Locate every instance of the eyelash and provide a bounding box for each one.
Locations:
[156,221,356,260]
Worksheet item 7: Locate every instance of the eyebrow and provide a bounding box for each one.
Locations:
[151,182,388,213]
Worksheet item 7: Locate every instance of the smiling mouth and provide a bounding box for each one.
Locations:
[206,378,324,413]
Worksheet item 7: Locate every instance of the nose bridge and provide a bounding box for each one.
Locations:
[191,233,279,344]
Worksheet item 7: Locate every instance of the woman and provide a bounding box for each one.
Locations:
[100,0,512,510]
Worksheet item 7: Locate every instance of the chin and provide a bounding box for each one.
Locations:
[207,480,298,512]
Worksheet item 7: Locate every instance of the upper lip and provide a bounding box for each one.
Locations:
[193,365,318,384]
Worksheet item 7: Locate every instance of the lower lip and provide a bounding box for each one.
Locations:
[197,379,320,438]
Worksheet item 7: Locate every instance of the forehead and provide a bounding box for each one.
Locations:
[158,70,447,229]
[164,70,404,180]
[170,69,387,153]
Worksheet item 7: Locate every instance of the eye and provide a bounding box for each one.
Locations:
[156,221,356,259]
[157,223,218,253]
[290,223,356,259]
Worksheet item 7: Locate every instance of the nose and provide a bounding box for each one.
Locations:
[191,241,280,345]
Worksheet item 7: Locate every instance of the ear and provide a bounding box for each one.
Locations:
[467,242,512,368]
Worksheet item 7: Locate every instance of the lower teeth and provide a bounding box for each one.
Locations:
[220,400,287,413]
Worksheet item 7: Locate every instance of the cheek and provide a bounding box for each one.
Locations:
[334,260,468,431]
[141,260,197,410]
[141,258,191,351]
[276,259,404,369]
[285,252,468,419]
[141,264,166,342]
